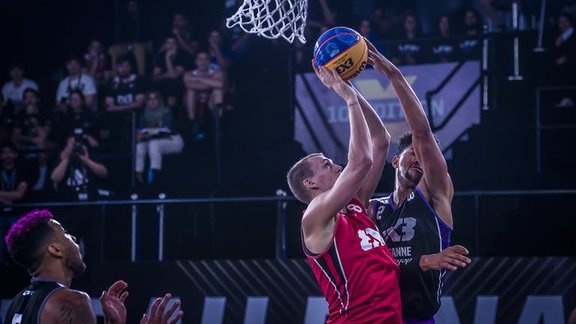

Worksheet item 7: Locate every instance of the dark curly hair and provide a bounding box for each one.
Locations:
[4,209,55,273]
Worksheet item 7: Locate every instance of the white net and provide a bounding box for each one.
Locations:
[226,0,308,44]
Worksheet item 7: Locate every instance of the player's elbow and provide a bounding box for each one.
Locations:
[356,155,373,173]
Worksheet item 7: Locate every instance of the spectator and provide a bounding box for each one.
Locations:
[183,51,225,139]
[55,55,97,112]
[462,8,484,36]
[171,12,199,57]
[357,18,387,55]
[151,36,188,108]
[1,63,39,113]
[0,141,34,264]
[83,39,112,87]
[12,88,52,192]
[104,56,146,114]
[430,15,457,62]
[135,90,184,187]
[50,136,108,201]
[103,55,146,148]
[208,30,232,71]
[390,12,424,65]
[109,0,152,76]
[54,90,101,148]
[0,141,32,206]
[458,9,484,60]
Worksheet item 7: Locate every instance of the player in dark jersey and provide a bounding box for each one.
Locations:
[3,209,183,324]
[287,57,402,322]
[364,38,472,324]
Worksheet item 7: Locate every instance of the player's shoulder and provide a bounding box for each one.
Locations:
[42,288,95,323]
[46,287,91,305]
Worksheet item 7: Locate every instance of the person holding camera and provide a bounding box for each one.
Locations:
[50,133,108,201]
[135,89,183,187]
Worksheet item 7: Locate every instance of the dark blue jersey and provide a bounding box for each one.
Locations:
[370,188,452,319]
[4,279,64,324]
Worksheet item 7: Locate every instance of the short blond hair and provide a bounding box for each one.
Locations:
[286,153,322,203]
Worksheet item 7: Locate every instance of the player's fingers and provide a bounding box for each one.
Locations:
[364,37,376,51]
[157,293,171,316]
[311,59,319,73]
[108,280,128,296]
[150,297,162,317]
[167,311,184,324]
[163,299,181,319]
[120,291,129,302]
[440,261,457,271]
[446,254,470,267]
[140,313,148,324]
[451,245,470,255]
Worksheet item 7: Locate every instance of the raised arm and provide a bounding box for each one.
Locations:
[353,81,390,208]
[302,63,373,254]
[366,39,454,226]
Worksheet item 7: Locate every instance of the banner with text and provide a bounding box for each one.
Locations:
[295,62,481,163]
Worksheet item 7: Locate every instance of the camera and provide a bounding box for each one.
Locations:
[73,128,84,154]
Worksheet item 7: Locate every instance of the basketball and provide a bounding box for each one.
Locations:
[313,27,368,81]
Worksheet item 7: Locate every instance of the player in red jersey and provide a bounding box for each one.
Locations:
[287,57,402,323]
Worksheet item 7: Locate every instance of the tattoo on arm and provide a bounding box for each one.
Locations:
[59,293,96,324]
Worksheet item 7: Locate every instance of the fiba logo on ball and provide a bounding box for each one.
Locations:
[314,26,368,81]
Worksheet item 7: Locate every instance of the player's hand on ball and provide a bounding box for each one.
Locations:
[312,60,356,102]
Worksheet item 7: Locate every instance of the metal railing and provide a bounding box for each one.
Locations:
[9,189,576,261]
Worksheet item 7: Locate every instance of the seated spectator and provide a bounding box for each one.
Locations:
[462,8,484,36]
[357,18,387,55]
[55,55,97,112]
[135,90,184,187]
[104,55,146,148]
[11,88,53,192]
[50,136,108,201]
[183,51,225,139]
[104,56,146,114]
[429,15,457,62]
[390,12,424,65]
[458,9,484,59]
[83,39,112,87]
[0,141,32,207]
[0,141,34,264]
[151,36,189,108]
[108,0,152,76]
[1,63,39,113]
[171,12,199,57]
[53,90,101,148]
[208,30,232,71]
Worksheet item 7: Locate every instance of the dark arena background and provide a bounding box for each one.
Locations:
[0,0,575,323]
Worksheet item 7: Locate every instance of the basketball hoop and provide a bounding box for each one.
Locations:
[226,0,308,44]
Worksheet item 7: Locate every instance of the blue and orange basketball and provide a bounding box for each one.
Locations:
[313,27,368,81]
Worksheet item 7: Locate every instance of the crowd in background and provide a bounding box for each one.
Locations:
[0,0,573,208]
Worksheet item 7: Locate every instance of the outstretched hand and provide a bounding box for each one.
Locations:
[100,280,129,324]
[140,293,184,324]
[311,60,357,103]
[420,245,472,271]
[364,38,394,75]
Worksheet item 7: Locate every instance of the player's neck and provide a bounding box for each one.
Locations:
[393,186,414,206]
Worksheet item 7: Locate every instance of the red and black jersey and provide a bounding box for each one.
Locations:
[304,199,402,323]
